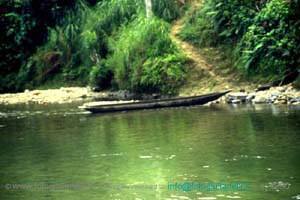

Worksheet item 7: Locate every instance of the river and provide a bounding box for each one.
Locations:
[0,103,299,200]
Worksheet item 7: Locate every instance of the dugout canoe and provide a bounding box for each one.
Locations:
[80,90,231,113]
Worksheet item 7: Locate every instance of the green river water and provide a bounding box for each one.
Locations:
[0,103,299,200]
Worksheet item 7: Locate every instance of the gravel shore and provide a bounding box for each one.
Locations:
[0,85,299,106]
[0,87,108,105]
[218,84,300,105]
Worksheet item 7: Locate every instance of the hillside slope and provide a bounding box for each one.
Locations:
[170,0,256,95]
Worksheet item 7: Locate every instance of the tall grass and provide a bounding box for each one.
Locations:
[106,15,188,94]
[152,0,180,22]
[15,0,185,92]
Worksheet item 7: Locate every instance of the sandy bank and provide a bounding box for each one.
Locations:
[0,87,108,105]
[1,85,300,106]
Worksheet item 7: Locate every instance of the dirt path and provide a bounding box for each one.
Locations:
[170,17,218,78]
[171,1,255,95]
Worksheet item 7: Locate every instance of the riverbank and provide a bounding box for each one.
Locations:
[0,87,108,105]
[217,84,300,106]
[0,84,299,105]
[0,87,172,105]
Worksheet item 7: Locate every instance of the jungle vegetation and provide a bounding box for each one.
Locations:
[179,0,300,84]
[1,0,188,94]
[1,0,300,93]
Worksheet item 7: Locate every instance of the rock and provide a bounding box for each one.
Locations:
[286,94,297,100]
[273,100,280,105]
[205,102,213,106]
[281,100,288,104]
[274,99,287,104]
[271,92,281,97]
[256,85,271,92]
[228,92,248,101]
[118,90,137,100]
[277,95,288,102]
[278,86,287,93]
[226,97,235,104]
[269,95,278,103]
[290,97,300,103]
[232,99,241,104]
[291,101,300,105]
[247,93,256,101]
[253,95,268,104]
[152,93,160,99]
[32,91,40,96]
[92,87,102,92]
[286,85,294,92]
[219,96,227,103]
[65,89,73,93]
[246,96,255,101]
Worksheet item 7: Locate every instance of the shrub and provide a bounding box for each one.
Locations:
[89,63,113,89]
[14,1,91,91]
[179,0,300,81]
[106,16,188,94]
[179,2,219,46]
[152,0,180,22]
[179,0,264,47]
[0,0,80,92]
[140,54,188,93]
[237,0,300,78]
[1,0,184,92]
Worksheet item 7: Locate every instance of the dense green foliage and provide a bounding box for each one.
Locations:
[180,0,300,81]
[1,0,76,73]
[0,0,101,92]
[107,16,187,93]
[237,0,300,78]
[1,0,187,94]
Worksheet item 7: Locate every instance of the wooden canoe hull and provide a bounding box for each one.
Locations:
[81,91,230,113]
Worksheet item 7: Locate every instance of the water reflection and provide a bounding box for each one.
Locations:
[0,104,299,199]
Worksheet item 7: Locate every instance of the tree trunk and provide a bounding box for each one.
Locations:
[145,0,152,20]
